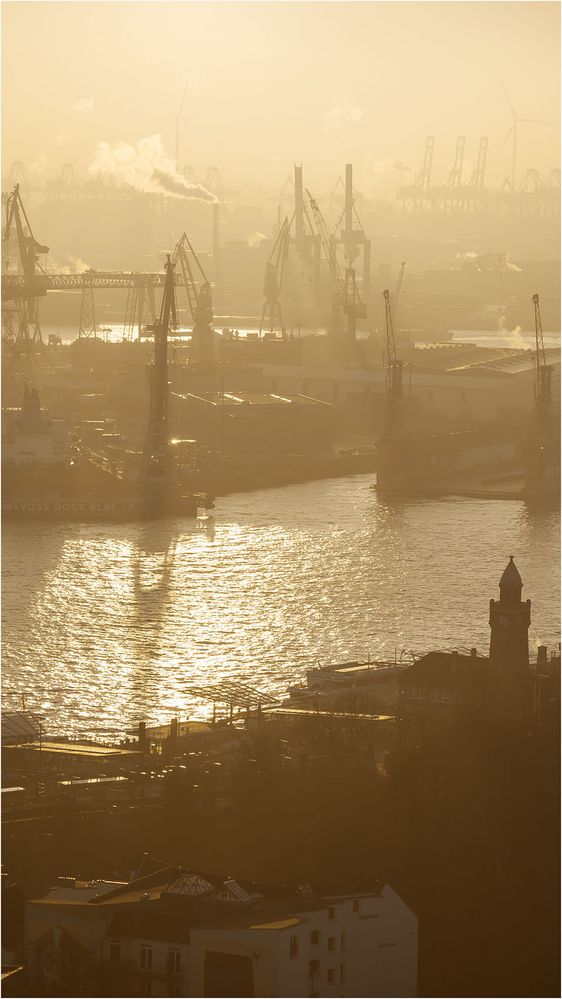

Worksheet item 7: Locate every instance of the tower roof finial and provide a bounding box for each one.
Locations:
[499,556,523,602]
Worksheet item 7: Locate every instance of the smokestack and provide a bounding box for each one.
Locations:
[537,645,548,670]
[212,203,221,291]
[345,163,353,244]
[294,164,304,257]
[138,721,146,747]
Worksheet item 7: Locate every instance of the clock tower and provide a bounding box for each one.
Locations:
[488,556,531,725]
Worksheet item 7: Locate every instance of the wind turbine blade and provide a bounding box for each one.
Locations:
[503,85,517,119]
[178,81,189,117]
[498,126,514,153]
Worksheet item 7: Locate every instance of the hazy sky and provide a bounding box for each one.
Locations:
[2,1,560,195]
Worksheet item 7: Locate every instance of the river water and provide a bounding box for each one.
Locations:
[2,475,560,739]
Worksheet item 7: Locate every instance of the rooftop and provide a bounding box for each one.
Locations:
[30,861,386,937]
[410,343,561,377]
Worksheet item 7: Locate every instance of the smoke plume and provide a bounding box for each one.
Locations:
[46,255,91,274]
[247,232,267,248]
[89,134,217,202]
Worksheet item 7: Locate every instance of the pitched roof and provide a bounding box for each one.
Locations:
[401,651,487,692]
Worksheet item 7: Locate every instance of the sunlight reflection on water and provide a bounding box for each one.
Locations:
[2,475,560,738]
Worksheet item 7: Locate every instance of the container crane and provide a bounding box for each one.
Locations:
[305,189,366,341]
[259,216,292,338]
[532,293,552,423]
[172,232,215,365]
[383,289,404,432]
[2,185,49,344]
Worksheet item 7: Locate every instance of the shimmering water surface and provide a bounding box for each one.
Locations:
[2,476,560,738]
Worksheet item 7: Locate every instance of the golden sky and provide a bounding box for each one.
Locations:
[2,1,560,194]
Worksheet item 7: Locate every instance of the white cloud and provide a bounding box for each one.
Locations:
[370,157,412,175]
[73,97,95,113]
[324,98,363,131]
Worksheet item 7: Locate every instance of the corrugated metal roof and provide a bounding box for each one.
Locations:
[1,710,42,744]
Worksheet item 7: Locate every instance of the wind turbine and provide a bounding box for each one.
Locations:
[499,88,557,193]
[173,81,189,168]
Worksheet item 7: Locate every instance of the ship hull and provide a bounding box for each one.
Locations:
[2,495,201,522]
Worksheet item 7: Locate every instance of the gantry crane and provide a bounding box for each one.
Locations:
[383,289,404,433]
[532,293,552,424]
[259,216,292,338]
[305,189,366,341]
[172,232,215,365]
[2,185,49,345]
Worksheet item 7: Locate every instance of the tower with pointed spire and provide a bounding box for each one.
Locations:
[488,556,531,724]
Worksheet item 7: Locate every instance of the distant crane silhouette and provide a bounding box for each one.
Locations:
[499,88,557,193]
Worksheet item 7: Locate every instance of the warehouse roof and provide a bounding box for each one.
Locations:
[409,344,560,377]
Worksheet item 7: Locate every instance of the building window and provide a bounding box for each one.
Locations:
[289,935,299,959]
[328,937,336,952]
[109,941,121,964]
[327,968,335,983]
[340,931,346,953]
[309,959,320,977]
[167,948,181,974]
[140,945,153,972]
[310,930,320,945]
[340,964,345,984]
[140,980,152,997]
[352,899,360,914]
[328,907,335,920]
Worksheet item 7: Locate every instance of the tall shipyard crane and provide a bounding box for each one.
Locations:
[142,256,177,496]
[532,293,552,424]
[383,289,404,432]
[305,189,366,342]
[2,184,49,345]
[172,232,215,366]
[259,215,292,338]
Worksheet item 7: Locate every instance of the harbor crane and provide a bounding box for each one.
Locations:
[259,216,292,339]
[532,293,552,424]
[142,256,177,495]
[172,232,215,365]
[305,189,366,342]
[383,288,404,432]
[2,185,49,345]
[331,164,371,299]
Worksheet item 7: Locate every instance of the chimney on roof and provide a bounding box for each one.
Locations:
[470,648,477,657]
